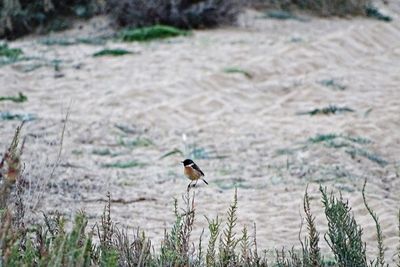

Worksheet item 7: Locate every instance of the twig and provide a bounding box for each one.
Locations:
[83,197,156,204]
[33,102,70,209]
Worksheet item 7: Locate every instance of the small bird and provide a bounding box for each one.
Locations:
[181,159,208,189]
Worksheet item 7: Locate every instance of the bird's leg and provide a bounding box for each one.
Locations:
[187,181,193,190]
[194,180,198,187]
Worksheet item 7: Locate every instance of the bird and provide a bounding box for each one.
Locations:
[181,159,208,189]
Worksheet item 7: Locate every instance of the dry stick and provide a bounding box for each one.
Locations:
[82,197,156,204]
[33,104,70,210]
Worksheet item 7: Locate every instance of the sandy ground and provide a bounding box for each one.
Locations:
[1,3,400,263]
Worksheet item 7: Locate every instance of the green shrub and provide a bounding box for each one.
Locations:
[1,185,398,266]
[321,185,367,266]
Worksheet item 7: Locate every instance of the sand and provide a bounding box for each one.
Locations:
[1,2,400,263]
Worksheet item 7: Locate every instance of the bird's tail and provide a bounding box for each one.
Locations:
[202,178,208,185]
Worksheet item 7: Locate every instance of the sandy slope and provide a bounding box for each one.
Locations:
[1,4,400,263]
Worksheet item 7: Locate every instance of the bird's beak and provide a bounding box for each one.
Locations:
[180,161,184,163]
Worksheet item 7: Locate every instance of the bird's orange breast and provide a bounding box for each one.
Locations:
[184,166,201,180]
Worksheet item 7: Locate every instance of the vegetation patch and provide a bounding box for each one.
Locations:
[223,67,253,79]
[318,79,346,90]
[0,112,36,121]
[0,92,27,103]
[0,127,396,264]
[117,137,153,148]
[101,160,145,169]
[1,172,398,266]
[93,49,134,57]
[262,10,308,21]
[0,43,24,65]
[297,105,355,116]
[160,148,184,159]
[277,133,385,167]
[40,37,108,46]
[108,0,242,30]
[92,148,120,157]
[214,178,252,190]
[0,43,23,59]
[308,133,371,145]
[307,133,387,166]
[346,147,388,167]
[119,25,190,42]
[365,6,392,22]
[0,0,106,40]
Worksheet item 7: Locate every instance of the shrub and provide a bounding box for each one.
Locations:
[293,0,371,16]
[0,0,106,40]
[321,185,367,266]
[253,0,375,17]
[107,0,244,29]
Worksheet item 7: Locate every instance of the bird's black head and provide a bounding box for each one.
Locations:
[182,159,194,166]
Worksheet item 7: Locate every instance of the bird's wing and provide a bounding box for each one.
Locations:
[192,163,205,176]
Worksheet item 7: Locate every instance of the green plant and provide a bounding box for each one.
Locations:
[297,105,355,116]
[362,180,386,267]
[305,133,387,167]
[219,188,239,265]
[345,147,388,167]
[223,67,253,79]
[365,6,392,22]
[0,43,23,59]
[119,25,190,42]
[321,185,367,267]
[93,49,134,57]
[205,215,222,266]
[159,193,195,266]
[0,43,24,65]
[0,92,27,103]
